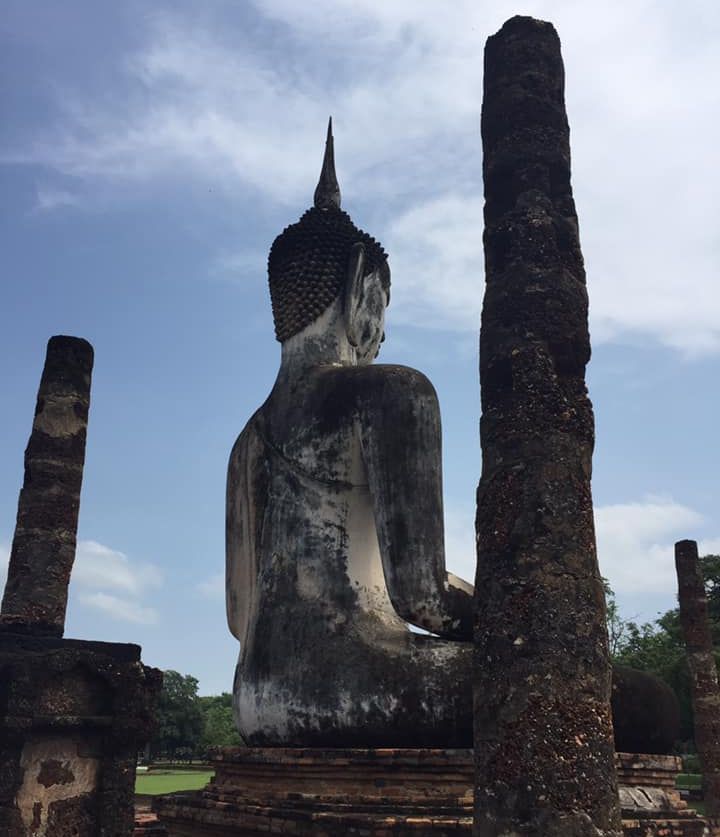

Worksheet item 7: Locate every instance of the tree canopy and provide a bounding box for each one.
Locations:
[198,692,243,749]
[149,673,243,760]
[606,555,720,741]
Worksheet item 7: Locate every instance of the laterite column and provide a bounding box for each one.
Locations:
[474,16,621,836]
[1,336,93,637]
[675,539,720,819]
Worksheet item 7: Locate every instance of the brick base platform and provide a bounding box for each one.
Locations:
[153,748,709,836]
[134,812,168,836]
[616,754,708,837]
[154,748,472,836]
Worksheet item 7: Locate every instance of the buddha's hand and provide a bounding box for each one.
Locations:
[442,573,474,641]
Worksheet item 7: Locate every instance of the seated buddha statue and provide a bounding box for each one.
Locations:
[226,121,474,747]
[226,122,681,754]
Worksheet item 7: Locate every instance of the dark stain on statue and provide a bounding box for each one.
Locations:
[37,758,75,787]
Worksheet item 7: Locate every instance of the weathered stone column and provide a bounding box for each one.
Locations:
[474,16,621,837]
[1,335,93,637]
[675,539,720,819]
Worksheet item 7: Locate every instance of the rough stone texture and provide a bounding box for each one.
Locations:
[1,335,93,638]
[0,633,162,836]
[616,754,684,790]
[154,749,706,837]
[474,16,621,836]
[675,539,720,819]
[228,363,474,747]
[621,820,706,837]
[134,812,169,836]
[156,747,476,836]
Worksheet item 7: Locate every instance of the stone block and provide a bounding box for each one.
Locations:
[0,632,161,836]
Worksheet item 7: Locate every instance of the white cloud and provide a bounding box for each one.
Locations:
[699,537,720,557]
[79,592,158,625]
[443,505,476,585]
[70,539,162,625]
[212,250,268,283]
[34,186,81,213]
[3,1,719,354]
[387,194,483,333]
[595,497,706,595]
[198,572,224,599]
[1,537,161,626]
[73,539,163,595]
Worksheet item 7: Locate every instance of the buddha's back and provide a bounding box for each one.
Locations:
[227,367,473,747]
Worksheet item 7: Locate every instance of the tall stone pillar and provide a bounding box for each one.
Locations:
[1,335,93,637]
[0,336,161,836]
[675,539,720,819]
[474,16,621,836]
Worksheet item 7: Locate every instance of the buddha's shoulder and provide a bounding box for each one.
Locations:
[314,363,438,400]
[228,409,265,465]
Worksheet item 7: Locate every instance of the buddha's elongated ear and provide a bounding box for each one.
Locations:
[344,242,366,347]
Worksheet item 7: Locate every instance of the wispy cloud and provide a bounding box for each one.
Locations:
[595,496,708,595]
[1,537,161,625]
[34,186,82,213]
[198,572,224,599]
[443,505,476,585]
[387,194,483,333]
[2,1,718,354]
[211,250,268,283]
[79,591,158,624]
[70,539,162,625]
[73,539,163,595]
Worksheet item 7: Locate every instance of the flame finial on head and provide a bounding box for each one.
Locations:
[313,117,341,210]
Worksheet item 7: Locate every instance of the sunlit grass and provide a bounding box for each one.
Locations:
[135,770,213,795]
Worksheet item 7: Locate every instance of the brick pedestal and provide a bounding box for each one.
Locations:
[154,749,709,837]
[617,754,706,837]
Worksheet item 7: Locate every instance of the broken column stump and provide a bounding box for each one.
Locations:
[0,336,162,836]
[474,16,621,836]
[1,335,93,637]
[675,539,720,820]
[0,635,162,836]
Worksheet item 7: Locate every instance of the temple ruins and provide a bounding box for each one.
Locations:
[675,539,720,820]
[157,16,714,837]
[0,336,161,837]
[2,14,716,837]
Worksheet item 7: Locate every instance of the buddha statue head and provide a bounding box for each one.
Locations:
[268,120,390,367]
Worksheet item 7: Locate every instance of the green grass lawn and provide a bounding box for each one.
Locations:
[135,770,213,795]
[676,774,705,816]
[676,773,702,790]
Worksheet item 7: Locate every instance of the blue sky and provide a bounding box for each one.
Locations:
[1,1,719,694]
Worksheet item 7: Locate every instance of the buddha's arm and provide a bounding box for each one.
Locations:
[356,365,474,641]
[226,421,265,651]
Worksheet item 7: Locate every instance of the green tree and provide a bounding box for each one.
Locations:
[198,693,243,750]
[604,580,632,657]
[150,671,204,761]
[606,555,720,741]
